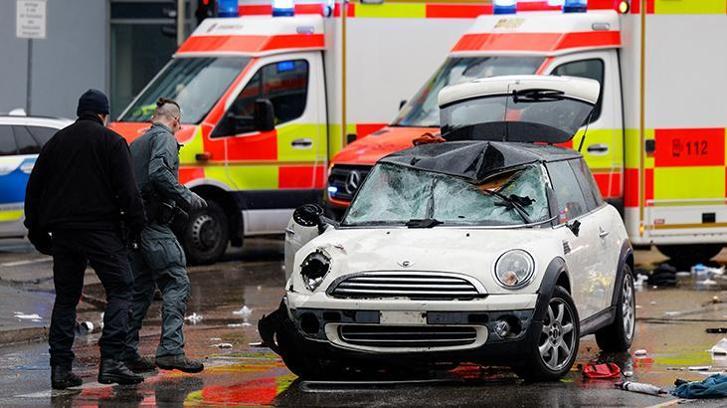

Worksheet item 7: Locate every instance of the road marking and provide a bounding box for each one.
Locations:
[0,257,52,267]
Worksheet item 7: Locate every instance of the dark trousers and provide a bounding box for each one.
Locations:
[49,229,134,368]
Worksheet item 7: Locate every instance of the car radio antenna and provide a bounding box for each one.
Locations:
[577,110,595,153]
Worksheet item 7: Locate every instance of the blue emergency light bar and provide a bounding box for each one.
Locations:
[217,0,239,17]
[273,0,295,16]
[493,0,517,14]
[563,0,587,13]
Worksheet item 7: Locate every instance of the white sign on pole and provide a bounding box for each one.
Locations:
[16,0,47,39]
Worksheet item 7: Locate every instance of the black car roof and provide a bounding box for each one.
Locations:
[379,140,581,183]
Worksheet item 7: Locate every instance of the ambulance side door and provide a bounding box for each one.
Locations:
[545,51,624,208]
[211,52,326,234]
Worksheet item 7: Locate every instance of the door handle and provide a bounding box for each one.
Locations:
[291,138,313,149]
[587,144,609,155]
[599,227,609,238]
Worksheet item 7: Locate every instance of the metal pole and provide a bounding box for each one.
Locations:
[177,0,185,46]
[26,38,33,115]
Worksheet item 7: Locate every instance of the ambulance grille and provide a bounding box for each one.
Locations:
[327,165,372,202]
[339,325,478,348]
[328,272,482,300]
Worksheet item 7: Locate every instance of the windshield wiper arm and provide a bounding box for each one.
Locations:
[405,218,443,228]
[485,191,534,224]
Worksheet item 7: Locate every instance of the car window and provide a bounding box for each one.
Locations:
[551,59,604,123]
[546,160,589,223]
[0,126,17,156]
[569,158,603,211]
[27,126,58,146]
[218,59,309,138]
[12,126,41,155]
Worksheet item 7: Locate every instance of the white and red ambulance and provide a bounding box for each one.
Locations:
[326,0,727,266]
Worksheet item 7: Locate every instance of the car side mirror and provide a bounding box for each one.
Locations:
[567,219,581,237]
[293,204,324,228]
[254,99,275,132]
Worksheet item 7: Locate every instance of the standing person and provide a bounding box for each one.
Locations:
[122,98,207,373]
[24,89,146,389]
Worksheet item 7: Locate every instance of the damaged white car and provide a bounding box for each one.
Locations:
[260,76,634,381]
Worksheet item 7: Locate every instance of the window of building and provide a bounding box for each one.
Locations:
[551,59,604,123]
[547,160,589,223]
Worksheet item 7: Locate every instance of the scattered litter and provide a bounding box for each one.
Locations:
[583,363,621,379]
[665,311,680,317]
[709,338,727,365]
[242,322,252,327]
[688,366,711,372]
[616,381,668,396]
[667,367,685,371]
[232,305,252,319]
[712,296,721,304]
[634,274,648,288]
[75,321,94,335]
[249,341,264,347]
[691,264,725,277]
[635,305,643,309]
[673,374,727,399]
[185,313,203,324]
[256,285,262,291]
[700,279,717,286]
[227,323,243,328]
[14,312,42,322]
[648,264,677,287]
[650,301,657,305]
[212,343,233,349]
[634,349,648,357]
[676,271,691,278]
[209,337,222,341]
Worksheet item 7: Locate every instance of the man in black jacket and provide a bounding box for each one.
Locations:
[24,89,146,389]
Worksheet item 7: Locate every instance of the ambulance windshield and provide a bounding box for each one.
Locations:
[393,56,544,127]
[118,56,249,124]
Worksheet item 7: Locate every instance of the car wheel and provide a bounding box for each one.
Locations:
[513,286,580,382]
[656,244,723,269]
[595,265,635,352]
[182,200,229,265]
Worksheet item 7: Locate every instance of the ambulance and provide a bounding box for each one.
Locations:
[111,0,482,264]
[325,0,727,267]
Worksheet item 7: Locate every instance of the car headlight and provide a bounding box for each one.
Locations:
[495,250,534,289]
[300,250,331,291]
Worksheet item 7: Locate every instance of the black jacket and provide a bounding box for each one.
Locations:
[24,114,145,234]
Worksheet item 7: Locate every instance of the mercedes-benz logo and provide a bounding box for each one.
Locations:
[344,171,361,194]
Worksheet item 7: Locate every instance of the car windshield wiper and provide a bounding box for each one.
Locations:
[340,220,406,227]
[485,190,534,224]
[405,218,443,228]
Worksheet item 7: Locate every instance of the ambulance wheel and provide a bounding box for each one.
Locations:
[182,200,229,265]
[656,244,723,269]
[595,265,635,352]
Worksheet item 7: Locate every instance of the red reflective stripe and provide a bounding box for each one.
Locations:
[452,31,620,53]
[588,0,621,10]
[178,34,324,54]
[355,123,387,140]
[624,168,639,207]
[180,167,204,185]
[333,2,355,17]
[645,168,653,205]
[516,1,561,12]
[654,128,724,167]
[425,4,491,18]
[279,165,327,188]
[225,130,278,161]
[593,171,622,199]
[238,5,272,15]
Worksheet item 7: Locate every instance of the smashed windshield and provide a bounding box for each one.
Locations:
[393,57,544,127]
[119,57,248,124]
[343,163,550,227]
[441,93,594,144]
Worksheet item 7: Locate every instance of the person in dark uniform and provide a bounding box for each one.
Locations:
[24,89,146,389]
[122,98,207,373]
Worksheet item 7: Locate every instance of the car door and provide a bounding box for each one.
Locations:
[0,125,27,237]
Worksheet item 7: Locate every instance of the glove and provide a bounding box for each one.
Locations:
[189,192,208,211]
[28,229,53,255]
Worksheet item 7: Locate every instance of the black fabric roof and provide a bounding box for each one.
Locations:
[379,141,581,183]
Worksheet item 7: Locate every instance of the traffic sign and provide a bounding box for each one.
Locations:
[16,0,47,39]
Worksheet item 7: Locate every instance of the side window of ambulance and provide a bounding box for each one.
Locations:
[547,160,588,223]
[568,158,603,211]
[12,126,41,155]
[0,126,18,156]
[551,59,604,123]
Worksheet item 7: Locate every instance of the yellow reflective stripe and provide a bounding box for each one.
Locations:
[573,128,624,170]
[179,126,205,165]
[0,209,23,222]
[211,164,278,190]
[624,128,654,169]
[277,123,328,162]
[328,123,357,157]
[654,0,726,14]
[654,166,724,200]
[355,3,426,18]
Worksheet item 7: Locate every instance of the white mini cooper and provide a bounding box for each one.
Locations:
[259,76,635,381]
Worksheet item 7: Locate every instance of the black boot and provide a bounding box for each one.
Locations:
[155,354,204,373]
[51,366,83,390]
[124,356,157,374]
[98,359,144,385]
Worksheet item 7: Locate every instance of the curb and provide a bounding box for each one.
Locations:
[0,326,48,347]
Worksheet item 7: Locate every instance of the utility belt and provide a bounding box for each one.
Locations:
[143,197,189,228]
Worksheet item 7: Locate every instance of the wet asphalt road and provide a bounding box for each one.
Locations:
[1,239,727,407]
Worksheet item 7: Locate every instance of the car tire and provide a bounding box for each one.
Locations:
[513,285,580,382]
[656,244,723,269]
[181,200,229,265]
[595,265,635,352]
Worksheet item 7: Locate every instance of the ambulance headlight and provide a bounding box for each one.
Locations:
[495,250,534,289]
[300,250,330,291]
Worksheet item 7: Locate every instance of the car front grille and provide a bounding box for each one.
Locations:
[338,325,479,348]
[328,272,482,300]
[327,165,372,202]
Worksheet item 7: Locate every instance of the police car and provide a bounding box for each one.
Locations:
[0,111,72,238]
[260,76,635,381]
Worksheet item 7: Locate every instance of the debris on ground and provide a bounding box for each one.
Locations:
[232,305,253,319]
[212,343,233,349]
[634,274,648,289]
[227,323,243,328]
[647,264,677,287]
[634,349,648,357]
[616,381,668,396]
[209,337,222,341]
[583,363,621,379]
[13,312,42,322]
[673,374,727,399]
[709,338,727,367]
[185,312,203,324]
[75,321,94,335]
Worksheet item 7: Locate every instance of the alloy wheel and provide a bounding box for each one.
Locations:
[538,297,577,371]
[622,274,635,341]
